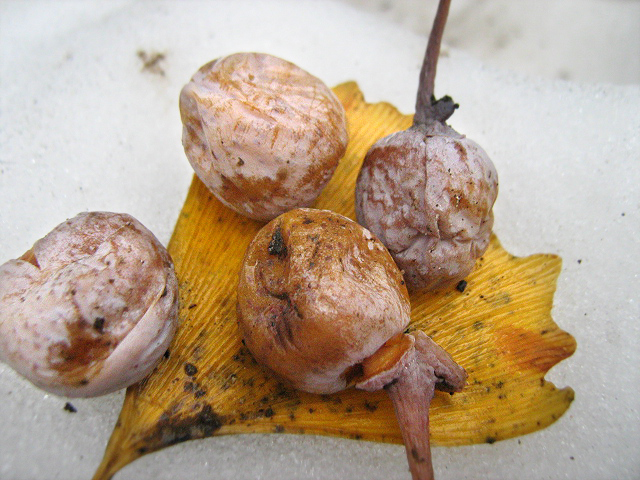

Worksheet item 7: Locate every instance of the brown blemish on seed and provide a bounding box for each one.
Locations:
[47,318,116,384]
[454,142,468,162]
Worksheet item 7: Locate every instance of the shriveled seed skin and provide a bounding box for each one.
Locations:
[180,53,348,222]
[0,212,179,397]
[355,123,498,291]
[237,208,410,394]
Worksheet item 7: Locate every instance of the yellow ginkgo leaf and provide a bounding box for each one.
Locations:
[92,82,576,480]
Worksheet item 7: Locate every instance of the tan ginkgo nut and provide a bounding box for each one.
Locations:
[0,212,179,398]
[236,208,410,394]
[355,125,498,292]
[179,52,349,222]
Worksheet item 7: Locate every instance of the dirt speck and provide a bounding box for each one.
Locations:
[184,363,198,377]
[137,50,166,76]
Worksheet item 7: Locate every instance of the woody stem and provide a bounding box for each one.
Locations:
[414,0,455,125]
[386,354,437,480]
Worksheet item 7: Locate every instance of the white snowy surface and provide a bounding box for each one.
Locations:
[0,1,639,479]
[342,0,640,85]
